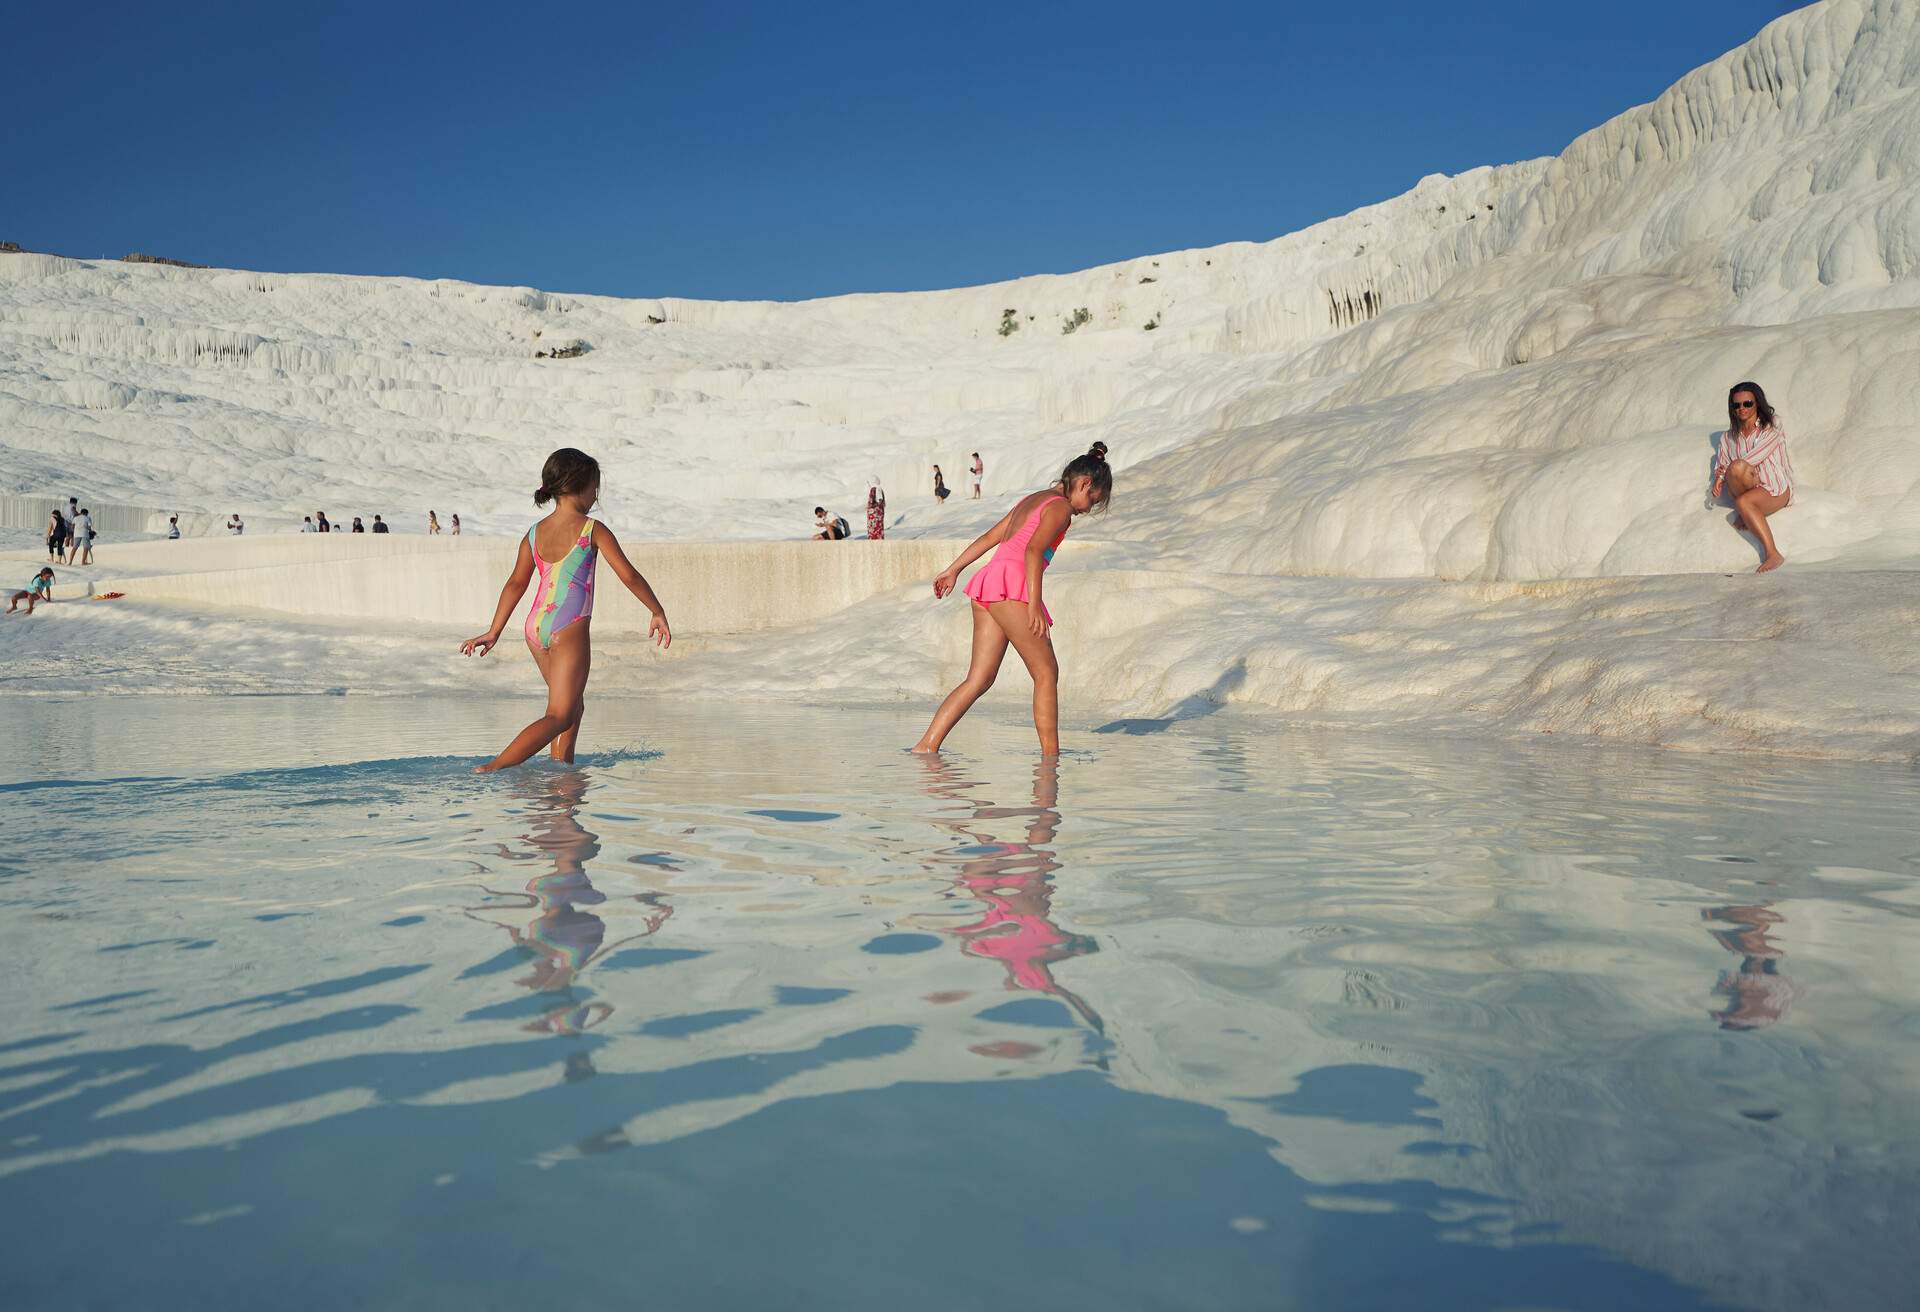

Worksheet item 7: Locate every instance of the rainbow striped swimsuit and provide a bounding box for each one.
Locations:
[524,518,598,649]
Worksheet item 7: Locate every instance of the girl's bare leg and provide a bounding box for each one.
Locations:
[984,600,1062,756]
[521,634,582,761]
[553,690,586,763]
[482,627,592,772]
[1735,486,1791,572]
[911,603,1010,752]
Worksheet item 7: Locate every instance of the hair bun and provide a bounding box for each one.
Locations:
[1087,441,1108,462]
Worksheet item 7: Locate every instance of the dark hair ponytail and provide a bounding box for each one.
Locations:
[534,447,601,506]
[1057,441,1113,507]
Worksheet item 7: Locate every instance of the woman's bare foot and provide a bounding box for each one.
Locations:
[1757,553,1786,574]
[473,761,504,774]
[908,742,939,754]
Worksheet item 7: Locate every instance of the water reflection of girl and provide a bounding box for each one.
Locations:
[919,759,1102,1036]
[468,769,673,1037]
[1702,903,1797,1030]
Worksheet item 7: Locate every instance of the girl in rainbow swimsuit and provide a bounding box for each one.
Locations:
[913,442,1112,757]
[462,448,672,771]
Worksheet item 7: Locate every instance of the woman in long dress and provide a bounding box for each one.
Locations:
[866,477,886,539]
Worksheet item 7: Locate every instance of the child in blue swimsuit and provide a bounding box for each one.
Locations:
[7,568,55,615]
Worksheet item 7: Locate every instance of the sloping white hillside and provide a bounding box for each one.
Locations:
[2,0,1917,754]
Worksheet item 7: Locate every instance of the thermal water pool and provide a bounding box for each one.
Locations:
[2,696,1915,1310]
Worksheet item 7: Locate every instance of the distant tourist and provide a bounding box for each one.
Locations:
[813,506,848,541]
[301,515,316,533]
[867,477,886,540]
[971,452,984,499]
[451,514,461,536]
[459,446,672,772]
[911,442,1113,757]
[66,508,94,565]
[227,513,245,535]
[7,568,56,614]
[317,511,332,533]
[429,511,442,535]
[1710,380,1794,573]
[46,509,65,562]
[933,465,950,502]
[371,514,389,534]
[167,515,181,539]
[351,516,365,533]
[66,497,80,529]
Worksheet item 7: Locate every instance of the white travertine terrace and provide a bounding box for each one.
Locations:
[2,0,1916,755]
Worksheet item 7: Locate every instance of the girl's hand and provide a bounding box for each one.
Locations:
[650,612,672,649]
[461,633,497,657]
[1027,601,1048,637]
[1711,473,1725,498]
[933,568,959,599]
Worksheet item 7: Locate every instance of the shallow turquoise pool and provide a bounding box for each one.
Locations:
[3,696,1915,1310]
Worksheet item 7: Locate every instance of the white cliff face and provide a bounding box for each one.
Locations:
[1,0,1917,753]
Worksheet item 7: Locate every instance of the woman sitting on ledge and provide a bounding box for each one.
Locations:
[1711,380,1795,574]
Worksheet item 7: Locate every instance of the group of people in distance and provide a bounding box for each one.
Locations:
[44,498,94,565]
[930,452,984,505]
[814,453,987,541]
[814,475,891,541]
[294,510,459,535]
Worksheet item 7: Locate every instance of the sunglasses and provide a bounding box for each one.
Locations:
[1730,400,1756,409]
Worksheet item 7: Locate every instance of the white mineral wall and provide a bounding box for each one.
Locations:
[84,536,973,636]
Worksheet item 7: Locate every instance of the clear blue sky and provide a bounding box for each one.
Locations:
[4,0,1804,301]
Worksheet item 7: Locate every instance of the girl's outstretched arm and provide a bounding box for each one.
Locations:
[462,538,535,656]
[933,503,1020,598]
[1022,498,1072,635]
[595,526,672,647]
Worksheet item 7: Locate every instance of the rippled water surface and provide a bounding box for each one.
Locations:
[4,697,1917,1311]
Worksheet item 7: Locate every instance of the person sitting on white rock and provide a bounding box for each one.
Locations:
[1710,380,1794,574]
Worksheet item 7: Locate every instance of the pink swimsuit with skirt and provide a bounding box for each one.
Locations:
[963,495,1067,625]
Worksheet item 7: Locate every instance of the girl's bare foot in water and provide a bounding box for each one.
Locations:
[1757,554,1786,574]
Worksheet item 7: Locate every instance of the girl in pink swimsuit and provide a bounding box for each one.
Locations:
[913,442,1113,756]
[461,448,674,772]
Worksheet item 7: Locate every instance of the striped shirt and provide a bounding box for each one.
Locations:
[1715,423,1795,503]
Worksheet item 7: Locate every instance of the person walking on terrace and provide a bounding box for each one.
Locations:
[461,447,672,772]
[46,509,65,562]
[1711,380,1795,574]
[867,477,886,540]
[970,452,984,499]
[913,443,1113,757]
[65,508,93,566]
